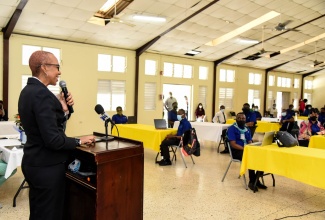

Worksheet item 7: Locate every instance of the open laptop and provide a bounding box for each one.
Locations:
[127,116,137,124]
[154,119,167,129]
[248,131,275,146]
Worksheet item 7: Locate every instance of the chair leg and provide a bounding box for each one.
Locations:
[179,147,188,168]
[243,174,248,190]
[221,160,232,182]
[155,152,160,163]
[271,174,275,187]
[13,179,29,207]
[217,141,221,153]
[190,155,195,164]
[0,203,2,209]
[171,147,177,162]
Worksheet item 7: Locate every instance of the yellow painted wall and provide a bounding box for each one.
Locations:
[311,74,323,108]
[0,32,3,100]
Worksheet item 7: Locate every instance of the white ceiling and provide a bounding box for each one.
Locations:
[0,0,324,75]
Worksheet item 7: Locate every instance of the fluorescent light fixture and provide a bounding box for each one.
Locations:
[237,38,259,44]
[87,16,107,26]
[185,50,201,56]
[100,0,120,12]
[280,33,325,54]
[133,14,166,22]
[205,11,280,46]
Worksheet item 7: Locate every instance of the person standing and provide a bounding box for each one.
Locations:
[167,102,178,128]
[195,103,205,121]
[213,105,226,124]
[164,92,177,112]
[18,51,95,220]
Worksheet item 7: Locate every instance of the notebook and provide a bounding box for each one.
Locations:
[127,116,137,124]
[154,119,167,129]
[248,131,275,146]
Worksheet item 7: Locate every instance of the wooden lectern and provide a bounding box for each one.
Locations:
[64,134,144,220]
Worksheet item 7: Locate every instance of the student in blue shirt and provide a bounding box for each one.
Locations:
[167,102,178,128]
[159,109,192,166]
[112,106,128,124]
[242,103,256,126]
[318,108,325,127]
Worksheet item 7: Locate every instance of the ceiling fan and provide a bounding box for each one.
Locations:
[103,0,135,27]
[310,42,324,67]
[242,26,274,60]
[273,14,300,32]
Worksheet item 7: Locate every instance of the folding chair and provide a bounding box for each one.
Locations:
[0,156,17,209]
[155,146,176,163]
[221,139,248,190]
[217,128,227,153]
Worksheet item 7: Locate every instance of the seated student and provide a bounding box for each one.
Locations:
[195,103,205,121]
[253,106,262,120]
[299,108,325,140]
[0,100,8,121]
[268,104,278,118]
[212,105,226,124]
[302,104,312,116]
[227,112,267,192]
[318,108,325,127]
[168,102,178,128]
[279,108,295,133]
[158,109,191,166]
[112,106,128,124]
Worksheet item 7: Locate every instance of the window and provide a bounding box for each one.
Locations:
[22,45,61,65]
[198,86,207,108]
[294,78,299,89]
[277,77,291,88]
[97,80,126,111]
[22,75,60,95]
[305,80,312,90]
[219,69,235,82]
[267,91,274,109]
[145,60,157,76]
[98,54,126,73]
[249,73,261,85]
[248,89,260,108]
[219,88,233,109]
[199,66,208,80]
[293,92,299,109]
[144,83,156,110]
[163,62,193,78]
[304,93,312,104]
[268,75,275,86]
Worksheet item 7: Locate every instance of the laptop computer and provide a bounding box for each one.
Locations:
[248,131,275,146]
[154,119,167,129]
[127,116,137,124]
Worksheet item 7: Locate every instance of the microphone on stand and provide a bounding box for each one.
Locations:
[94,104,114,141]
[59,80,74,114]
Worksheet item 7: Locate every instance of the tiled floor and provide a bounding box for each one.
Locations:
[1,141,325,219]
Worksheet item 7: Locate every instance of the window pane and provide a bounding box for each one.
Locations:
[97,80,111,110]
[198,86,207,108]
[199,66,208,80]
[219,88,233,109]
[163,62,173,77]
[219,69,226,82]
[98,54,111,71]
[183,65,192,78]
[22,45,41,65]
[144,83,156,110]
[226,70,235,82]
[294,78,299,89]
[249,73,254,84]
[22,75,30,89]
[111,80,125,110]
[112,56,126,73]
[145,60,156,76]
[173,64,183,78]
[269,75,274,86]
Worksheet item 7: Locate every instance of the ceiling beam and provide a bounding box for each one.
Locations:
[303,67,325,78]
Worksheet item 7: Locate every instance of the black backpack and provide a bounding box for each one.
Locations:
[276,131,298,147]
[182,128,200,157]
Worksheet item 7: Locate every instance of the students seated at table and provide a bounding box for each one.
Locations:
[168,102,178,128]
[158,109,191,166]
[299,108,325,140]
[268,104,278,118]
[302,104,312,116]
[0,100,8,121]
[112,106,128,124]
[212,105,226,124]
[253,106,262,120]
[195,103,205,121]
[279,108,295,133]
[227,112,267,192]
[318,108,325,127]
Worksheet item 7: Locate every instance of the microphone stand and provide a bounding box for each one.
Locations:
[100,119,114,141]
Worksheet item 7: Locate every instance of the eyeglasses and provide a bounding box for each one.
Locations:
[38,63,60,71]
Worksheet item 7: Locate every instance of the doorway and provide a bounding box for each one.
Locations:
[163,84,192,121]
[276,91,291,114]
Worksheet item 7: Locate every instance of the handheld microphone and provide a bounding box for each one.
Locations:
[59,80,74,114]
[94,104,112,123]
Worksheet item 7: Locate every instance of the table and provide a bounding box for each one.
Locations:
[0,139,23,178]
[261,117,279,122]
[240,144,325,190]
[298,116,308,120]
[309,135,325,149]
[173,121,230,143]
[111,124,177,152]
[0,121,20,139]
[226,119,281,133]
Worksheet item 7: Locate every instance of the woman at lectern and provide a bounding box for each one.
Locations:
[18,51,95,220]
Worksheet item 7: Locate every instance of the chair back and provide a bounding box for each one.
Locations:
[224,138,235,160]
[221,128,227,140]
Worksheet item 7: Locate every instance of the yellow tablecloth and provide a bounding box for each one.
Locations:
[240,145,325,190]
[297,116,308,120]
[226,119,281,133]
[112,124,177,152]
[309,135,325,149]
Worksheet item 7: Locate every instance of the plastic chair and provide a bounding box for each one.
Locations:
[217,128,227,153]
[221,139,248,190]
[0,158,17,209]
